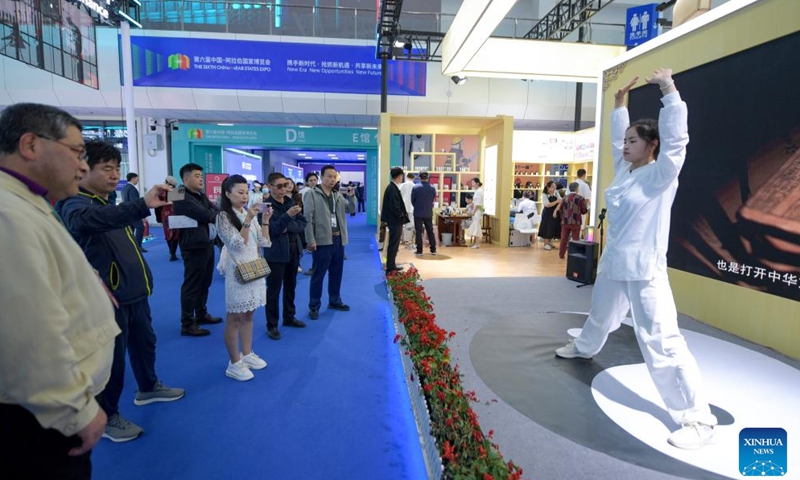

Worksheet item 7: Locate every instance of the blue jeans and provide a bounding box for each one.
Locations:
[309,236,344,311]
[98,299,158,416]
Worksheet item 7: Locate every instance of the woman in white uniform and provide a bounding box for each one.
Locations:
[466,177,484,248]
[555,69,717,450]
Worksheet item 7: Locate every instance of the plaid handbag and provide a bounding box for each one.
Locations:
[234,257,270,284]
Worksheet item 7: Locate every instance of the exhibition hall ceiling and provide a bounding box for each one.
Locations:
[67,106,594,131]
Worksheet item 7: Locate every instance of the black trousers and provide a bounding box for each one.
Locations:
[357,199,365,212]
[132,219,144,248]
[180,245,215,325]
[0,404,92,480]
[168,238,179,256]
[414,217,437,254]
[386,223,403,271]
[97,299,158,417]
[265,242,300,329]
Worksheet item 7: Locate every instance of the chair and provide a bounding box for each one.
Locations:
[512,213,539,248]
[481,214,492,243]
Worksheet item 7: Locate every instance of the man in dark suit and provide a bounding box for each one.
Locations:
[411,170,437,256]
[122,172,146,251]
[172,163,223,337]
[380,167,409,274]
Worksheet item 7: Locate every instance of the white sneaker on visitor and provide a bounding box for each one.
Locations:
[668,423,716,450]
[470,244,480,249]
[240,351,267,370]
[225,360,254,381]
[555,339,593,359]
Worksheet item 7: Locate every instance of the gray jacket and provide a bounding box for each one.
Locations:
[304,186,349,246]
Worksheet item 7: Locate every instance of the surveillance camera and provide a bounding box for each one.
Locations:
[170,120,180,131]
[149,124,157,132]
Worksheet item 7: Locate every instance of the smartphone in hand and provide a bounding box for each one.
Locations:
[167,190,185,202]
[260,202,272,212]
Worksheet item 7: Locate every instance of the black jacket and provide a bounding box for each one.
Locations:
[173,187,218,250]
[261,196,307,263]
[57,188,154,306]
[411,181,436,219]
[122,183,139,202]
[380,181,409,225]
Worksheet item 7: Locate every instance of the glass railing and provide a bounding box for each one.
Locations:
[137,1,624,42]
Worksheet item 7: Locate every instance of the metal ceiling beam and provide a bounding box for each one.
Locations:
[390,30,445,62]
[523,0,617,41]
[376,0,404,59]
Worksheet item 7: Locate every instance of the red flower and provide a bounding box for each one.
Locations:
[442,440,456,463]
[482,474,494,480]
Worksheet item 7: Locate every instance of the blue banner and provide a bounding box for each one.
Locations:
[129,36,426,96]
[625,4,659,47]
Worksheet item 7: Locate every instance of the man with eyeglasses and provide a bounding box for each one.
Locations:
[261,172,308,340]
[0,103,120,479]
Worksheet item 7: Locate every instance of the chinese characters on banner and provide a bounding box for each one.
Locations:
[129,36,426,96]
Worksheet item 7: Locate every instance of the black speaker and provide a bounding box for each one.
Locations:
[566,241,598,284]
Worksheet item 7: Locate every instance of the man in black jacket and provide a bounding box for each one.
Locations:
[58,140,184,444]
[122,172,146,251]
[173,163,222,336]
[411,170,437,256]
[380,167,409,274]
[261,172,308,340]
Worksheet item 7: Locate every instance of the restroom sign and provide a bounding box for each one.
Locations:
[625,4,659,47]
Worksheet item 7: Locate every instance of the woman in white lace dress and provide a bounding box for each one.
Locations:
[217,175,273,381]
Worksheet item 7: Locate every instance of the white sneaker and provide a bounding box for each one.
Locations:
[225,360,254,381]
[470,244,480,249]
[543,244,553,250]
[555,339,593,359]
[667,423,716,450]
[240,351,267,370]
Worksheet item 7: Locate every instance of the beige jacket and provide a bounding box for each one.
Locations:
[0,171,119,436]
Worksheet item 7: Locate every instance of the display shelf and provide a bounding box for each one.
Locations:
[511,160,593,201]
[405,169,480,208]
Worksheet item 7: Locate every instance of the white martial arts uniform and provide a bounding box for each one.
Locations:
[574,92,717,427]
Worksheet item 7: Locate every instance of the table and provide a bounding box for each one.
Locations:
[437,214,473,247]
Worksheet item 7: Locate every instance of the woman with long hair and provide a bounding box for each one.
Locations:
[537,180,562,250]
[466,177,483,248]
[217,175,273,381]
[555,69,718,450]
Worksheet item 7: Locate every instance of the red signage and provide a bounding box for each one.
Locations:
[205,173,228,205]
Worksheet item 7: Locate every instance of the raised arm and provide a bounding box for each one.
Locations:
[611,76,638,173]
[646,68,688,186]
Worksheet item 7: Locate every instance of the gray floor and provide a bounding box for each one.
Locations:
[422,276,800,480]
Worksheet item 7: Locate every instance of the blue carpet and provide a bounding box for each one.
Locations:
[92,215,427,480]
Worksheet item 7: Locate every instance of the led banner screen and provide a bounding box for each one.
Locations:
[129,36,426,96]
[628,31,800,302]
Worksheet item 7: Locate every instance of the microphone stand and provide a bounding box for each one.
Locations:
[575,208,606,288]
[597,208,607,258]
